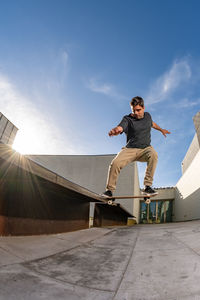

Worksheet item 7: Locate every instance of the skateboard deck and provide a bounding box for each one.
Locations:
[101,194,157,205]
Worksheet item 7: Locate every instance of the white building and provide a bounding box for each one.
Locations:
[174,112,200,222]
[0,112,18,145]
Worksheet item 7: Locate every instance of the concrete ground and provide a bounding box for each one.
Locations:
[1,221,200,300]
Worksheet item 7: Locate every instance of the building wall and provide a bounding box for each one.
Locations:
[174,112,200,221]
[152,187,175,200]
[0,112,18,146]
[193,111,200,145]
[173,111,200,222]
[27,154,141,221]
[174,149,200,222]
[181,134,199,174]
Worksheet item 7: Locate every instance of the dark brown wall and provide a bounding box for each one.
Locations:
[0,158,90,235]
[94,204,130,227]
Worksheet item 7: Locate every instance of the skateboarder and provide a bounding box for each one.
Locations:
[102,96,171,198]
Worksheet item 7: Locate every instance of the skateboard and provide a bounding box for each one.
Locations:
[102,194,157,205]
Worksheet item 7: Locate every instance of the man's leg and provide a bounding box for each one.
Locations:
[137,146,158,187]
[106,147,138,192]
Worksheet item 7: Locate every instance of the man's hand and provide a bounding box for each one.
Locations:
[108,126,123,136]
[152,122,171,138]
[161,129,171,138]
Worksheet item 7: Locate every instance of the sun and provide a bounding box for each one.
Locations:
[12,129,43,155]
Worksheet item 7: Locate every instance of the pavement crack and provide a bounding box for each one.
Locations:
[0,245,23,260]
[112,227,141,299]
[171,231,200,257]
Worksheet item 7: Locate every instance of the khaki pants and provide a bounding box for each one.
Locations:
[106,146,158,192]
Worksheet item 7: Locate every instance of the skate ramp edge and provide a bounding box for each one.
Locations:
[0,143,132,236]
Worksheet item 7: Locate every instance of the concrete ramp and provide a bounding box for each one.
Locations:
[1,221,200,299]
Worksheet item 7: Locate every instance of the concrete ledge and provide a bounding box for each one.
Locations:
[0,144,132,235]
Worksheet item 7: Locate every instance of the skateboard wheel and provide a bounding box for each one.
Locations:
[145,198,151,205]
[108,200,113,205]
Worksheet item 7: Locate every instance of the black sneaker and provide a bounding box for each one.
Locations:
[102,190,113,198]
[143,186,158,196]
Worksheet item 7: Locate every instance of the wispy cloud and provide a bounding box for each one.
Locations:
[0,73,78,155]
[141,57,200,186]
[87,78,127,101]
[145,59,192,105]
[89,78,113,95]
[176,98,200,108]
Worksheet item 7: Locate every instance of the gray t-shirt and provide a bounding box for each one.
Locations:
[118,112,153,149]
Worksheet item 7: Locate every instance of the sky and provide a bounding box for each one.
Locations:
[1,0,200,188]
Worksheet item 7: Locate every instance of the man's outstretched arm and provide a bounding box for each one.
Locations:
[152,122,171,137]
[108,126,123,136]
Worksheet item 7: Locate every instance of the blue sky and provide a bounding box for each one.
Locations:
[1,0,200,188]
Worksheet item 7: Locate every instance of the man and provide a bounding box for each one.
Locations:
[102,96,171,198]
